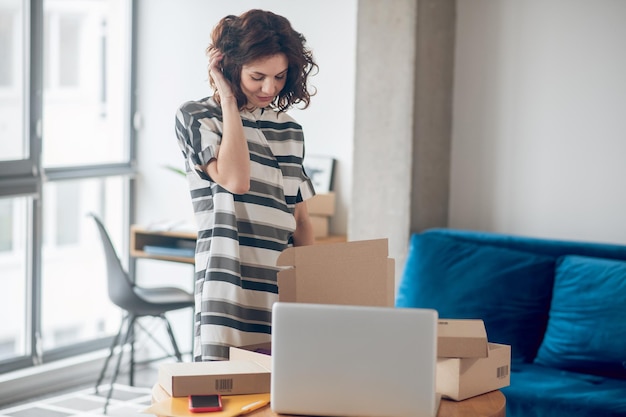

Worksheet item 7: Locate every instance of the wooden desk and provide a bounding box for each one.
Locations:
[438,391,505,417]
[250,391,506,417]
[130,225,347,264]
[131,225,196,264]
[151,384,506,417]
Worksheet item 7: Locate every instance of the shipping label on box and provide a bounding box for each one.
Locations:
[158,360,270,397]
[438,319,488,358]
[436,343,511,401]
[277,238,395,307]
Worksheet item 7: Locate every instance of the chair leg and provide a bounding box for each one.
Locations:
[135,319,175,358]
[95,315,127,394]
[129,325,135,387]
[161,314,184,361]
[103,315,136,414]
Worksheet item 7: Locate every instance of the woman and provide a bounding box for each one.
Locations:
[175,9,318,361]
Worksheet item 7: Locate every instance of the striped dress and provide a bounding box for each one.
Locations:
[175,96,315,361]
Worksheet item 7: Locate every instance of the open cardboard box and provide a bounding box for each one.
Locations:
[437,342,511,401]
[438,319,489,358]
[277,238,395,307]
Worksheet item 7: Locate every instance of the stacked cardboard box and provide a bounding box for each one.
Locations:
[436,319,511,401]
[306,192,335,238]
[149,347,272,417]
[157,347,272,397]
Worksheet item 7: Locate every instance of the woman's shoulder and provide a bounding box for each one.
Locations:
[178,96,221,118]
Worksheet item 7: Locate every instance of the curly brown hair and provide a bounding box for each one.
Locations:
[206,9,318,112]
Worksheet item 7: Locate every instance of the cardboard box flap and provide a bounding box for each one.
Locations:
[229,344,272,369]
[438,319,489,358]
[277,238,394,307]
[277,238,388,267]
[160,360,270,377]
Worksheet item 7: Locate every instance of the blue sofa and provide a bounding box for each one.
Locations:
[396,228,626,417]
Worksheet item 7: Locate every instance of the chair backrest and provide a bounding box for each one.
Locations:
[89,213,142,311]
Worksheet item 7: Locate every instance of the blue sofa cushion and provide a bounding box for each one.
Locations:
[504,364,626,417]
[534,255,626,379]
[396,233,555,363]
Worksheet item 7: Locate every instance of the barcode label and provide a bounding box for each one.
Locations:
[215,378,233,391]
[497,365,509,379]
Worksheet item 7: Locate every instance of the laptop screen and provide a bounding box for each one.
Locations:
[271,302,440,417]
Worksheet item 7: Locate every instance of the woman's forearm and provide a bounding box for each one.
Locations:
[205,97,250,194]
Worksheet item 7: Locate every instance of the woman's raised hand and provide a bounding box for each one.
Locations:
[208,49,235,103]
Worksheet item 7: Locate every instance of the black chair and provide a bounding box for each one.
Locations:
[89,213,194,413]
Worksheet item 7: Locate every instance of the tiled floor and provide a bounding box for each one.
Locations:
[0,384,153,417]
[0,366,160,417]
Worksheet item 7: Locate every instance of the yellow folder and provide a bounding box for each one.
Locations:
[140,392,271,417]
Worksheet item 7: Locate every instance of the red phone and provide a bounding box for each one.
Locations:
[188,394,223,412]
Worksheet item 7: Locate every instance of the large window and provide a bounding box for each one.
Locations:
[0,0,135,373]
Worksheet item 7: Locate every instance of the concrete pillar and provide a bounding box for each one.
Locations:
[411,0,455,234]
[351,0,455,286]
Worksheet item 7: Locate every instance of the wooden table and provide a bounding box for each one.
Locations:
[438,391,505,417]
[249,391,506,417]
[151,383,505,417]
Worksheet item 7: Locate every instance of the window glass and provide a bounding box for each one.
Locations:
[40,176,126,350]
[0,196,30,361]
[42,0,130,168]
[0,0,27,162]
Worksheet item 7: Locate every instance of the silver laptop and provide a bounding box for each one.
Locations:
[271,302,440,417]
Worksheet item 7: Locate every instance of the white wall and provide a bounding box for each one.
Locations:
[451,0,626,244]
[134,0,356,235]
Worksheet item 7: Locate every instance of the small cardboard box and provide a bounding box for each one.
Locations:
[277,238,395,307]
[438,319,489,358]
[306,192,336,216]
[437,343,511,401]
[158,360,270,397]
[310,214,329,238]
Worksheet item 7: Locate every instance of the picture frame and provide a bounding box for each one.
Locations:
[304,155,335,193]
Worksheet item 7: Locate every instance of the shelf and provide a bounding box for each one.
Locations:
[130,226,196,264]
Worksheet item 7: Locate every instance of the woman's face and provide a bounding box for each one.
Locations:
[240,53,288,109]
